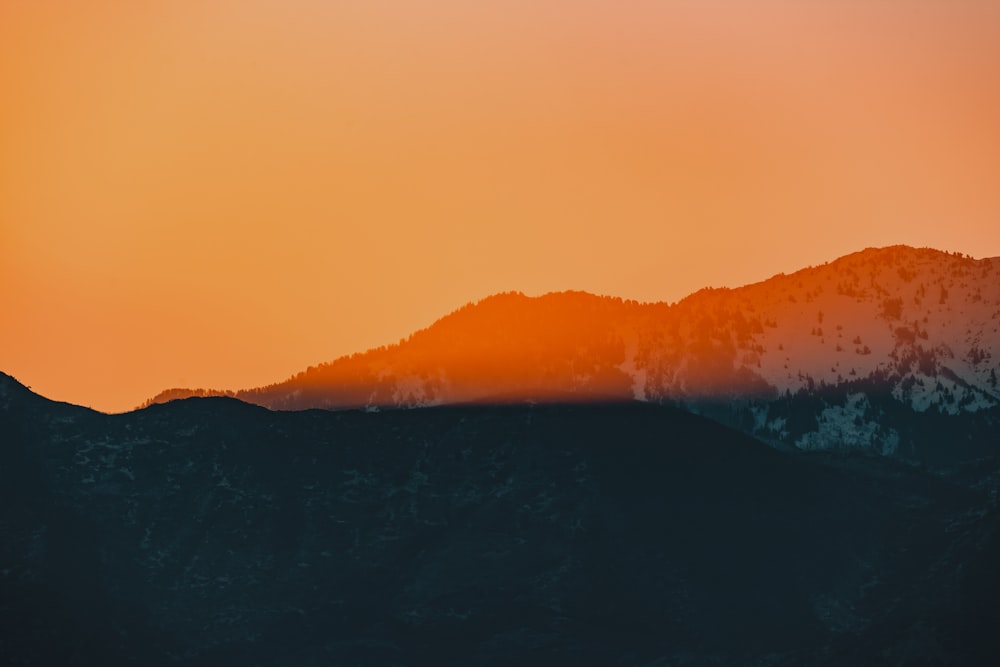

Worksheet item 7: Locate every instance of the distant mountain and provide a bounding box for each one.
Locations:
[4,372,1000,664]
[145,246,1000,461]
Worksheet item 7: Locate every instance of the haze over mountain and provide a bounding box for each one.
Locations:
[147,246,1000,460]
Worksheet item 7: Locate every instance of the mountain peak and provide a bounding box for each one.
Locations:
[0,372,31,404]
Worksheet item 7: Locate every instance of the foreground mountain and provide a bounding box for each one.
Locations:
[146,246,1000,461]
[3,372,1000,665]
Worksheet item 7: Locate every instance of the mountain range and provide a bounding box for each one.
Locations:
[4,244,1000,663]
[3,371,1000,665]
[146,246,1000,464]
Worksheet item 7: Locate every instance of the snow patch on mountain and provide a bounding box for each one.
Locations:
[792,393,894,452]
[389,375,444,408]
[617,345,648,401]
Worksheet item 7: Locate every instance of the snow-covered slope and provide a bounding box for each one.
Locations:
[723,246,999,410]
[145,246,1000,457]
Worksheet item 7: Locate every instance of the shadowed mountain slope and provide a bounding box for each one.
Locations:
[4,372,1000,665]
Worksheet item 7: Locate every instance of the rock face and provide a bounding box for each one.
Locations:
[3,373,1000,665]
[144,246,1000,459]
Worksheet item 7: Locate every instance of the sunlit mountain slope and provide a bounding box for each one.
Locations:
[145,246,1000,458]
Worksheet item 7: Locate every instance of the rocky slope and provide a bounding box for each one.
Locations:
[3,372,1000,665]
[145,246,1000,460]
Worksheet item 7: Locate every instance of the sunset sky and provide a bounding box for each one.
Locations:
[2,0,999,412]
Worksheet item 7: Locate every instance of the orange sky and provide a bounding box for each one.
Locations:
[2,0,999,413]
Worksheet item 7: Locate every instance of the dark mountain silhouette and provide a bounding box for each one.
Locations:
[3,371,1000,665]
[144,246,1000,462]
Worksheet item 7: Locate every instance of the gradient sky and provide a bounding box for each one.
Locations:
[2,0,999,412]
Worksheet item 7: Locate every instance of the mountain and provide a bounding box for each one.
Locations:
[3,372,1000,665]
[145,246,1000,462]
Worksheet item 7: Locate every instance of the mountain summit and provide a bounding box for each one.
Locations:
[146,246,1000,459]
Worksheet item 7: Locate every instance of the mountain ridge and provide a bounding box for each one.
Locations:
[141,245,1000,460]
